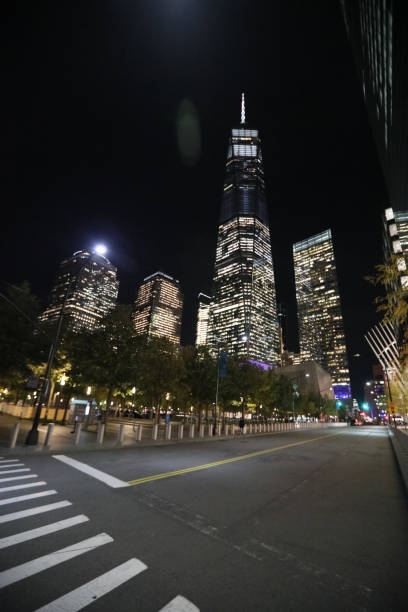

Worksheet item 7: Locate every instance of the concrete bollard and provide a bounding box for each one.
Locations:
[118,423,125,445]
[178,424,184,439]
[43,423,55,448]
[165,423,172,440]
[10,422,20,448]
[136,424,143,441]
[96,422,105,445]
[208,424,213,437]
[189,424,195,439]
[217,423,222,436]
[224,424,229,436]
[199,424,205,438]
[231,424,235,436]
[248,424,252,434]
[74,423,82,446]
[152,424,158,440]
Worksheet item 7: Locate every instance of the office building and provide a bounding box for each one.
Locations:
[195,293,211,347]
[207,94,279,364]
[293,229,351,399]
[341,1,408,212]
[40,248,119,332]
[364,364,387,419]
[133,271,183,344]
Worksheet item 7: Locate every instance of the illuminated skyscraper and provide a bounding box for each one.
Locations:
[195,293,211,347]
[133,271,183,344]
[40,248,119,332]
[293,229,351,399]
[207,94,279,364]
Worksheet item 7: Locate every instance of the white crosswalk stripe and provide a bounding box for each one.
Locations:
[0,481,47,493]
[0,500,72,524]
[0,474,38,483]
[0,514,89,549]
[0,533,113,588]
[159,595,200,611]
[0,490,57,506]
[0,468,30,475]
[0,459,21,463]
[35,558,147,611]
[0,463,24,469]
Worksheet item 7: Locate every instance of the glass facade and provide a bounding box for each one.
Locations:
[207,104,279,364]
[40,250,119,332]
[293,230,351,399]
[195,293,211,347]
[133,271,183,344]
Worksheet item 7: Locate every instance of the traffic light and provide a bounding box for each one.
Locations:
[362,403,369,411]
[336,400,343,408]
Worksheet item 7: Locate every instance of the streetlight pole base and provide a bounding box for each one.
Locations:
[25,427,39,445]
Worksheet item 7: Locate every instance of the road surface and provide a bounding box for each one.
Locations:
[0,425,407,611]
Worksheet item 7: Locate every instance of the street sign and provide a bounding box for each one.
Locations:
[219,351,228,378]
[26,376,39,390]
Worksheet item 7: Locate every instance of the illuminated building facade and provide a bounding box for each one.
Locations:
[364,364,387,419]
[293,230,351,399]
[133,271,183,344]
[207,95,279,364]
[195,293,211,347]
[341,1,408,212]
[40,249,119,332]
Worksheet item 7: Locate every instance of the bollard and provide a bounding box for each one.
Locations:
[74,423,82,446]
[152,424,158,440]
[178,424,184,440]
[199,424,205,438]
[224,424,229,436]
[10,422,20,448]
[208,424,213,437]
[43,423,55,448]
[165,423,172,440]
[217,423,222,436]
[136,424,143,441]
[96,422,105,445]
[189,424,195,439]
[118,423,125,445]
[231,424,235,436]
[248,424,252,434]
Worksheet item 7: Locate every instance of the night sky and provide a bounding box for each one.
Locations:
[5,1,389,400]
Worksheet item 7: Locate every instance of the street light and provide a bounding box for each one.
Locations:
[93,244,107,256]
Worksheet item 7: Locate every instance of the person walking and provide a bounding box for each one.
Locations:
[239,418,245,434]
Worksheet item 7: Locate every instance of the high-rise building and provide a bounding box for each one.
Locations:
[207,94,279,364]
[341,1,408,212]
[40,248,119,332]
[293,229,351,399]
[133,271,183,344]
[195,293,211,347]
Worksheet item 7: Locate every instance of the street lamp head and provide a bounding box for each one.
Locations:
[93,244,107,256]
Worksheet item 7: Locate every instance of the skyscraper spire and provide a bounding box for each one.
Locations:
[241,92,245,124]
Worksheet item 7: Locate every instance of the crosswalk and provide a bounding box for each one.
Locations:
[0,456,199,611]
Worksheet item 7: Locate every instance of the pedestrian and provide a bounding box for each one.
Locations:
[239,418,245,434]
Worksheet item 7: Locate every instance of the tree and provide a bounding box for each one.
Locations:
[139,337,183,424]
[179,346,217,423]
[0,282,45,396]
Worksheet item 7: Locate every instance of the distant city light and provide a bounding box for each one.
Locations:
[94,244,107,256]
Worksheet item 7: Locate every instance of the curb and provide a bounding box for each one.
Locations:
[0,425,329,458]
[388,427,408,497]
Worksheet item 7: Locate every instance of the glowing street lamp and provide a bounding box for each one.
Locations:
[94,244,107,256]
[86,386,92,396]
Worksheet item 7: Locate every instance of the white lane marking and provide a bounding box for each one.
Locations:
[0,500,72,524]
[52,455,129,489]
[0,481,47,493]
[0,532,113,588]
[35,557,147,611]
[159,595,200,611]
[0,463,25,469]
[0,514,89,549]
[0,474,38,483]
[0,459,21,463]
[0,474,38,482]
[0,468,30,475]
[0,490,57,506]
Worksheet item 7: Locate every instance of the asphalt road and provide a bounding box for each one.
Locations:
[0,426,407,611]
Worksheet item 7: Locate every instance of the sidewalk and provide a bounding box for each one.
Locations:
[389,426,408,495]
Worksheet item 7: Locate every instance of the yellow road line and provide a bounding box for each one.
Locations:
[128,431,342,486]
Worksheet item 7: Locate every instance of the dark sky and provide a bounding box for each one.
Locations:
[5,1,389,401]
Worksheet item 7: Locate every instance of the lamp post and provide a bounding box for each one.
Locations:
[25,279,74,445]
